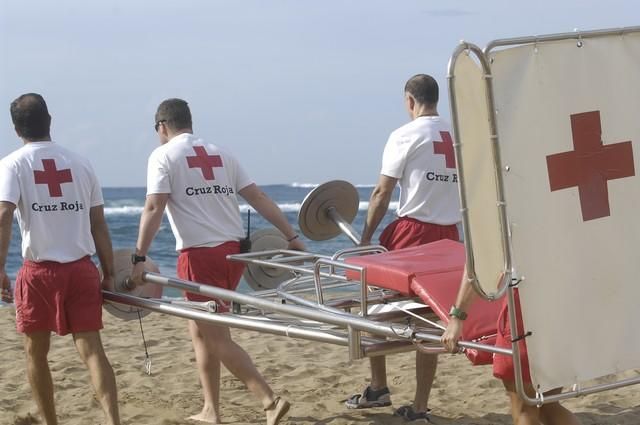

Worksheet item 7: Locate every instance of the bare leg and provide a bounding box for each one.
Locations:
[539,389,582,425]
[369,355,388,390]
[24,331,57,425]
[73,331,121,425]
[188,320,222,424]
[503,380,541,425]
[502,381,582,425]
[540,403,582,425]
[188,320,289,424]
[412,352,437,412]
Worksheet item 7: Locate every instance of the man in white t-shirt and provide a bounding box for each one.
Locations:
[345,75,461,421]
[0,93,121,425]
[130,98,304,425]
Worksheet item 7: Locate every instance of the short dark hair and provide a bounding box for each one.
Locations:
[155,98,192,131]
[10,93,51,140]
[404,74,439,106]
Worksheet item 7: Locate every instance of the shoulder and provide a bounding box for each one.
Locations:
[208,143,241,167]
[386,120,422,150]
[391,117,451,142]
[431,117,452,133]
[0,148,24,168]
[149,143,170,162]
[57,145,96,173]
[390,117,439,140]
[1,145,36,173]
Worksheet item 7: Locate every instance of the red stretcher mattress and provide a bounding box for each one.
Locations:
[345,239,501,365]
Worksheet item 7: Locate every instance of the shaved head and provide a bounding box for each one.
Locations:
[404,74,439,107]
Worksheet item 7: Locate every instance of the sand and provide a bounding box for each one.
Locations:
[1,307,639,425]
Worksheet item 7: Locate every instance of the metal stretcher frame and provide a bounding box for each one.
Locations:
[103,247,508,362]
[447,25,640,406]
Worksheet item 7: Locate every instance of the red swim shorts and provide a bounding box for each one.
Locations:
[177,241,245,312]
[379,216,459,251]
[15,256,103,336]
[493,290,532,383]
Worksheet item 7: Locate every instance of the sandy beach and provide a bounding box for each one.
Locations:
[1,306,639,425]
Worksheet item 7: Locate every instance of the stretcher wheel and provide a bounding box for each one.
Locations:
[102,249,163,321]
[243,228,292,291]
[298,180,359,241]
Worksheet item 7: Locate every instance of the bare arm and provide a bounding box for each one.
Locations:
[130,193,169,285]
[239,184,305,250]
[441,266,478,352]
[451,267,478,313]
[134,194,169,257]
[90,205,115,290]
[361,174,397,245]
[0,201,15,302]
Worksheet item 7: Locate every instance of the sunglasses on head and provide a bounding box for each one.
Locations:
[154,120,167,132]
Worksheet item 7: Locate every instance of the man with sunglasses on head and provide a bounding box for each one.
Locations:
[131,98,303,425]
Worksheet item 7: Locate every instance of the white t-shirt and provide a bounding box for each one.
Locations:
[146,133,253,251]
[0,142,104,262]
[381,116,461,225]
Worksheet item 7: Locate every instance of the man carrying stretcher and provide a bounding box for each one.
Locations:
[345,74,461,422]
[442,269,582,424]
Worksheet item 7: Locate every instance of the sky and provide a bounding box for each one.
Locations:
[1,0,638,187]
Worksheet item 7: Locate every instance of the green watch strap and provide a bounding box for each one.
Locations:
[449,305,468,321]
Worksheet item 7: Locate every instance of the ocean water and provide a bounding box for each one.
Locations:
[3,184,401,300]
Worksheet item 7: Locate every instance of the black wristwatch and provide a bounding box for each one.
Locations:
[131,254,146,265]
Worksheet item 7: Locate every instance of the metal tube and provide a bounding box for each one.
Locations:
[363,340,418,357]
[313,258,369,318]
[236,256,348,281]
[276,289,354,317]
[485,26,640,55]
[140,272,507,355]
[348,326,363,361]
[103,291,350,346]
[530,376,640,405]
[505,285,536,405]
[143,271,400,335]
[326,206,362,245]
[330,245,387,260]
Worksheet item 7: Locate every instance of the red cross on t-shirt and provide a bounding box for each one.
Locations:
[33,159,73,197]
[546,110,635,221]
[186,146,223,181]
[433,131,456,169]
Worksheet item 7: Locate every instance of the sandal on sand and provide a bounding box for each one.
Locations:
[393,405,431,423]
[265,396,291,425]
[344,386,392,409]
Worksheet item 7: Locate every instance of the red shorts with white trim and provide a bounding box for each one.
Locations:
[493,290,532,383]
[177,241,245,313]
[15,256,103,336]
[379,217,459,251]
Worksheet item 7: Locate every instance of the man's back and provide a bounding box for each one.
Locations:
[146,133,252,250]
[382,116,460,225]
[0,141,102,262]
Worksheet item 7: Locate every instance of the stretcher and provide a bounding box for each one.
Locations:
[345,239,500,365]
[103,181,505,370]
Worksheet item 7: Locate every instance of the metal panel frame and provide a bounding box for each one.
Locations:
[448,25,640,406]
[447,43,513,300]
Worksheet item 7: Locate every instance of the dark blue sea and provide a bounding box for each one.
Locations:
[2,184,401,302]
